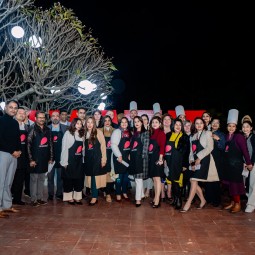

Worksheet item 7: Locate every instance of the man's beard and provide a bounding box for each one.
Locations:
[52,120,59,125]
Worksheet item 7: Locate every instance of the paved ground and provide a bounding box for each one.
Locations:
[1,187,255,255]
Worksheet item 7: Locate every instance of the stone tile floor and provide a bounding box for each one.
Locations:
[1,189,255,255]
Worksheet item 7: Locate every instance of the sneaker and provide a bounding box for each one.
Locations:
[37,200,47,205]
[245,205,255,213]
[31,201,40,207]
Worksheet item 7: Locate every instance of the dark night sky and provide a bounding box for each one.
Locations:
[35,1,255,117]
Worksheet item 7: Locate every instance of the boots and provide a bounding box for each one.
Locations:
[223,201,234,210]
[231,202,241,213]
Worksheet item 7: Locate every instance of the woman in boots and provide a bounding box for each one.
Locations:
[165,118,189,210]
[222,111,253,213]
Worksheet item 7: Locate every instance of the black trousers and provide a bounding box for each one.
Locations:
[11,168,26,202]
[204,181,221,205]
[63,178,83,193]
[24,171,30,196]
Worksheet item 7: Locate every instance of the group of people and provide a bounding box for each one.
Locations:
[0,100,255,219]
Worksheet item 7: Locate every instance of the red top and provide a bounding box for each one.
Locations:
[150,128,166,156]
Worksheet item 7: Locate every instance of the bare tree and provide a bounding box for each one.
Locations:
[1,2,115,113]
[0,0,33,103]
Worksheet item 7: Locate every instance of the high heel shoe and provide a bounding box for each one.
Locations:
[152,203,160,208]
[196,201,207,209]
[136,203,141,207]
[150,201,155,205]
[68,201,75,205]
[89,199,98,206]
[75,200,83,205]
[179,207,190,213]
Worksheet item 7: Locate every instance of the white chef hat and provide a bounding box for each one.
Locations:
[153,102,161,115]
[129,101,137,111]
[175,105,185,117]
[227,109,239,125]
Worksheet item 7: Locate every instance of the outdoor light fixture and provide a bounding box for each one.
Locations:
[100,92,107,99]
[11,26,25,38]
[0,102,6,110]
[78,80,95,95]
[98,102,105,110]
[50,86,61,94]
[29,35,42,48]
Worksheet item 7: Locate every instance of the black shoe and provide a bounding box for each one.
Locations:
[152,203,160,208]
[31,201,40,207]
[48,195,53,201]
[37,200,47,205]
[13,201,25,205]
[68,201,75,205]
[24,192,31,198]
[56,195,63,200]
[136,203,141,207]
[75,201,83,205]
[161,198,166,203]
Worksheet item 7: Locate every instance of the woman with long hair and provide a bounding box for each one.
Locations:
[98,115,115,202]
[180,117,219,212]
[84,116,107,205]
[129,116,149,207]
[60,118,85,205]
[148,116,166,208]
[111,117,132,201]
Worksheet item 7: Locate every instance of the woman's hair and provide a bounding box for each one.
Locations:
[191,117,207,134]
[141,113,149,122]
[162,113,173,129]
[68,118,84,137]
[242,120,253,128]
[84,116,98,144]
[119,116,132,137]
[102,115,113,126]
[171,118,184,133]
[93,109,102,115]
[133,116,146,133]
[149,115,163,135]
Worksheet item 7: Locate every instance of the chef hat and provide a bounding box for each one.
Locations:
[241,115,252,124]
[129,101,137,111]
[175,105,185,117]
[153,102,161,115]
[227,109,239,125]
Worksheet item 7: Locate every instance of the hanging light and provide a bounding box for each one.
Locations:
[98,102,105,110]
[78,80,94,95]
[29,35,42,48]
[11,26,25,38]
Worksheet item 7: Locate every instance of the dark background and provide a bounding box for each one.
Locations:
[35,0,255,119]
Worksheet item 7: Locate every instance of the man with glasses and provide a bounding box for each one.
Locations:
[27,111,54,207]
[0,100,22,218]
